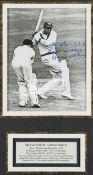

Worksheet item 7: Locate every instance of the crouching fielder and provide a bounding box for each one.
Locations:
[12,39,40,107]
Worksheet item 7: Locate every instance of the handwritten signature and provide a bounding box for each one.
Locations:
[48,41,85,60]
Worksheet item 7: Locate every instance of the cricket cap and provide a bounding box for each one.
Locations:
[43,22,53,29]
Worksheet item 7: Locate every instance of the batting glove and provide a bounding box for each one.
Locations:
[31,32,37,38]
[34,33,41,42]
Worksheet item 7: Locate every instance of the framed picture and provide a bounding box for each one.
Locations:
[0,1,93,175]
[2,3,91,116]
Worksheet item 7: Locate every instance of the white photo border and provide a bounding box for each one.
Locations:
[3,4,91,116]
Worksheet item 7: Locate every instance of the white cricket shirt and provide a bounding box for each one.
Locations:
[12,45,35,66]
[34,29,57,55]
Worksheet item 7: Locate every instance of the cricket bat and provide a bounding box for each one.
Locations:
[35,9,43,32]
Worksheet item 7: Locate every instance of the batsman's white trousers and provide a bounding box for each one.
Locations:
[38,53,71,95]
[12,60,39,105]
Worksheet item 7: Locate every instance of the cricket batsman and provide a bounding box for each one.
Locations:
[12,39,40,107]
[32,21,75,100]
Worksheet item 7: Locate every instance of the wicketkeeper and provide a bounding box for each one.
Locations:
[32,22,75,100]
[12,39,40,107]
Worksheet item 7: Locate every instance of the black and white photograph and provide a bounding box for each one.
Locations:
[3,4,91,116]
